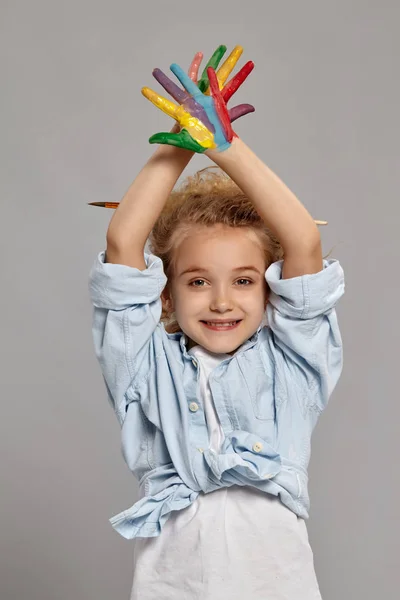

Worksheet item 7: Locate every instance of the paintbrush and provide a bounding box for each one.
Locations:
[88,202,328,225]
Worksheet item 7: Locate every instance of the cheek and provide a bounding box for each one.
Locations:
[174,289,200,313]
[248,292,268,318]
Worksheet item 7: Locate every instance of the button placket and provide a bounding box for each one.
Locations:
[208,372,233,433]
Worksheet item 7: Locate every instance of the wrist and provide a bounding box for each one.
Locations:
[205,135,244,165]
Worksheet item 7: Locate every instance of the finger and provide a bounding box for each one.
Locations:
[149,129,208,153]
[228,103,255,123]
[212,45,244,91]
[152,68,187,103]
[141,86,180,119]
[170,63,200,97]
[152,125,216,151]
[197,44,227,93]
[222,61,255,103]
[188,52,203,82]
[207,67,234,143]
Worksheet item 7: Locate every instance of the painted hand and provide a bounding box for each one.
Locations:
[141,45,255,153]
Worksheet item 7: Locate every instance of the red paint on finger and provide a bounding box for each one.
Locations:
[207,67,234,142]
[222,61,255,102]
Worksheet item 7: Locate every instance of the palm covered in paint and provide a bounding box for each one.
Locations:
[141,45,255,153]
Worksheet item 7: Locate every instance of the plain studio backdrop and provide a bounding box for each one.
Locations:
[1,1,398,599]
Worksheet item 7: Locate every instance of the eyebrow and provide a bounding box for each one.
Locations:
[179,266,263,277]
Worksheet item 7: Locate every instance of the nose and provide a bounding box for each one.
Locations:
[209,286,234,313]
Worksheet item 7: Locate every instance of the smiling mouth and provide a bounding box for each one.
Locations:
[200,320,242,331]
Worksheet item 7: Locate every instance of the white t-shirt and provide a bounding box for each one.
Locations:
[131,344,323,600]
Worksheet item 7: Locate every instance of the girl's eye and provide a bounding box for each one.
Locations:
[236,279,252,285]
[189,279,206,287]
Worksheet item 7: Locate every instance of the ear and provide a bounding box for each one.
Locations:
[161,287,174,312]
[264,285,270,309]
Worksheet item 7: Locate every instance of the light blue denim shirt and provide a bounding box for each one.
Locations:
[89,251,345,540]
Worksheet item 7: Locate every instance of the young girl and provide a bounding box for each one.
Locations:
[89,45,345,599]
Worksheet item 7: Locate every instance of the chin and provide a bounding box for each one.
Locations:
[203,336,247,353]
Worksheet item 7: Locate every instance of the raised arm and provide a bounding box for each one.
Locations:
[206,137,323,279]
[201,67,322,279]
[106,126,193,269]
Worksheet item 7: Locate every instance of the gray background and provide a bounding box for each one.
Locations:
[1,1,398,598]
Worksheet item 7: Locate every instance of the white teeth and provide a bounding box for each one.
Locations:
[206,321,237,327]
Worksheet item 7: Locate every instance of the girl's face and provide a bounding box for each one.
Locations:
[164,225,269,355]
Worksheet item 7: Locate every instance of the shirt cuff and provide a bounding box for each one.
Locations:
[265,259,345,319]
[88,251,168,310]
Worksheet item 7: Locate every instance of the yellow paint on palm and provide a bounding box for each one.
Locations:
[175,106,216,148]
[204,45,244,95]
[141,86,216,148]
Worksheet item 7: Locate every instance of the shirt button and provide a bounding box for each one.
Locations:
[189,402,199,412]
[253,442,263,453]
[198,448,204,453]
[191,359,197,367]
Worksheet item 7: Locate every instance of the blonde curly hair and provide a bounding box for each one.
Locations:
[148,166,285,334]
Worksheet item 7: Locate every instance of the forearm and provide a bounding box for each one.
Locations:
[206,137,320,254]
[106,127,194,265]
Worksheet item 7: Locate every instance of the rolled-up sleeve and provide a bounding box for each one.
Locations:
[265,259,345,410]
[88,251,168,424]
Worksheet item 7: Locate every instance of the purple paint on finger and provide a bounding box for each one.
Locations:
[153,68,187,103]
[229,104,255,123]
